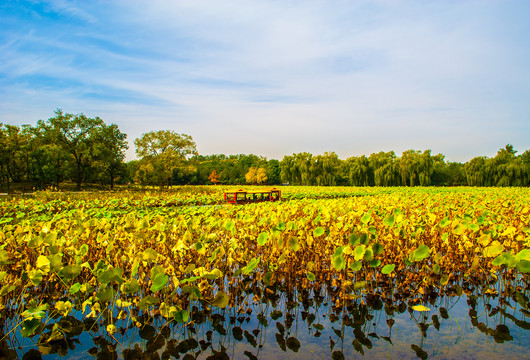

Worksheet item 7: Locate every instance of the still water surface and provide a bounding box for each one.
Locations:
[4,280,530,360]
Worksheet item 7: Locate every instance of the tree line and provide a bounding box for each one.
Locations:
[1,110,529,191]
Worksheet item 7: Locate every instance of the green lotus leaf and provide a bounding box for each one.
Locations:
[363,247,374,261]
[182,285,202,300]
[383,215,395,227]
[515,249,530,261]
[353,281,366,290]
[257,232,268,246]
[48,254,63,272]
[95,286,116,302]
[69,282,81,294]
[332,255,346,271]
[412,244,430,262]
[372,243,384,256]
[138,296,160,310]
[59,264,82,280]
[98,267,124,285]
[350,260,362,272]
[0,250,11,265]
[21,318,42,338]
[433,264,440,275]
[121,278,140,294]
[334,246,345,257]
[354,245,366,261]
[381,264,395,274]
[151,272,169,292]
[0,284,16,296]
[306,272,316,281]
[313,227,325,237]
[516,260,530,273]
[368,259,381,268]
[349,234,360,246]
[360,233,369,245]
[242,257,260,275]
[483,241,505,258]
[288,237,300,252]
[174,310,189,323]
[361,213,371,224]
[492,252,517,268]
[28,269,43,286]
[224,221,235,233]
[22,301,48,320]
[150,265,164,279]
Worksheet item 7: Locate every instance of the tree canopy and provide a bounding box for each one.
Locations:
[1,111,529,190]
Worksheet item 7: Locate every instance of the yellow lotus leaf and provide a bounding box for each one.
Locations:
[483,241,504,258]
[55,301,72,316]
[501,226,516,237]
[106,324,117,335]
[478,234,491,247]
[36,255,50,273]
[342,246,353,255]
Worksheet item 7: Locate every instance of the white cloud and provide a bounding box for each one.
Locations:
[1,0,529,162]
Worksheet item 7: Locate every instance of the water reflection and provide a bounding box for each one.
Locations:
[1,278,529,359]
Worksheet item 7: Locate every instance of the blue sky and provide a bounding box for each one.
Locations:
[1,0,529,162]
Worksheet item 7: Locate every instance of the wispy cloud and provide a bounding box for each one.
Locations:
[1,0,529,162]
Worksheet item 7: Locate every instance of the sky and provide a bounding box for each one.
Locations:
[1,0,529,162]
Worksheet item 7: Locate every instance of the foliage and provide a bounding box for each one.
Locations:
[0,186,529,357]
[0,110,128,191]
[245,167,268,184]
[133,130,197,187]
[2,110,529,190]
[208,170,221,185]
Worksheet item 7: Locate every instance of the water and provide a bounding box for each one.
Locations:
[3,280,529,360]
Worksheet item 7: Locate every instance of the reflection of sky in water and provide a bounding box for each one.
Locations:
[8,287,530,359]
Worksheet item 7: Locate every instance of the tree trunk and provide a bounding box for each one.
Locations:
[76,161,83,191]
[110,166,115,190]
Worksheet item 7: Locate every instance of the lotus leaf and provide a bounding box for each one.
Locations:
[383,215,395,227]
[313,227,325,237]
[151,272,169,292]
[288,237,300,252]
[483,241,505,258]
[350,260,362,272]
[121,278,140,294]
[381,264,395,274]
[257,232,268,246]
[412,244,430,262]
[332,255,346,271]
[354,245,366,261]
[516,260,530,273]
[174,310,189,323]
[212,291,229,308]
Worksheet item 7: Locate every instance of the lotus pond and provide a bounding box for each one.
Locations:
[0,186,529,359]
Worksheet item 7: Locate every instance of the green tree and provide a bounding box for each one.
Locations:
[348,155,372,186]
[37,109,107,190]
[369,151,398,186]
[91,124,128,189]
[266,159,281,184]
[134,130,198,187]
